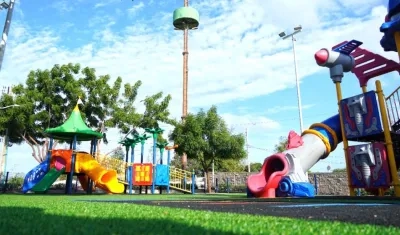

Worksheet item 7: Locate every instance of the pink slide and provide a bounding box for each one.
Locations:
[247,131,303,198]
[247,153,289,198]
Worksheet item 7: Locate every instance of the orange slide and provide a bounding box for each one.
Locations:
[51,149,124,194]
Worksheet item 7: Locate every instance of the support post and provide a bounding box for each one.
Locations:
[191,169,195,194]
[129,145,135,195]
[334,82,355,196]
[2,171,8,193]
[167,149,171,194]
[66,135,77,194]
[88,138,97,194]
[151,134,157,194]
[140,141,145,194]
[376,80,400,197]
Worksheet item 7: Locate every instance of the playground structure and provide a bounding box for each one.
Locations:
[21,101,196,195]
[247,3,400,198]
[119,128,195,195]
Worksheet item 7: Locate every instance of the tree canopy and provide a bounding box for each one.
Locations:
[248,162,262,172]
[0,63,175,163]
[169,105,246,192]
[274,136,288,153]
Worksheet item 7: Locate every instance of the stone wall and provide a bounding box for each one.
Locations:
[212,172,350,195]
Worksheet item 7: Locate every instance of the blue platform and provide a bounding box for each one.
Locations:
[340,91,383,139]
[154,164,169,186]
[276,177,315,197]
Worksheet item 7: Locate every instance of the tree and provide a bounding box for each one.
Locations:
[0,63,175,163]
[110,147,125,161]
[248,162,262,172]
[215,159,244,172]
[274,136,288,153]
[169,105,246,193]
[170,154,202,174]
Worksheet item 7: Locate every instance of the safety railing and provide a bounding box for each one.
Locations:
[96,154,126,181]
[169,166,193,193]
[385,85,400,130]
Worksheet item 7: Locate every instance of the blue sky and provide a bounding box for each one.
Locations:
[0,0,398,174]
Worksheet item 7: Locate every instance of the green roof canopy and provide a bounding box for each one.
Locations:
[45,104,103,141]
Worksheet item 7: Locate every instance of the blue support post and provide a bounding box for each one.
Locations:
[140,140,145,194]
[151,135,157,194]
[160,148,163,165]
[45,138,54,171]
[87,138,95,194]
[191,169,195,194]
[90,138,98,193]
[129,145,135,194]
[167,149,171,194]
[123,145,130,194]
[124,145,129,181]
[92,139,97,154]
[140,140,145,163]
[66,135,77,194]
[314,174,318,195]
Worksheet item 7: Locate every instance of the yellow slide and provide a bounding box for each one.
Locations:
[75,152,124,194]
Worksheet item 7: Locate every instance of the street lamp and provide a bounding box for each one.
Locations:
[279,25,304,133]
[0,0,15,72]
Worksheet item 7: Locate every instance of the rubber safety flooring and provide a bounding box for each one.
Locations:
[85,199,400,227]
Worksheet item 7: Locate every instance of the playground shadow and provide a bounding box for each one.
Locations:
[0,206,231,235]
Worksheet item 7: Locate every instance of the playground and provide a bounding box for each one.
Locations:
[19,102,195,196]
[3,1,400,235]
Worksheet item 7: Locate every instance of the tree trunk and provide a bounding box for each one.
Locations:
[96,139,102,157]
[20,135,57,163]
[205,170,212,193]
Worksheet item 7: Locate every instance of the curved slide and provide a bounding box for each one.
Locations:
[247,114,342,198]
[53,151,125,194]
[22,151,124,194]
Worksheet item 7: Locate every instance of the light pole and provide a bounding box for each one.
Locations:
[279,25,304,133]
[0,0,15,72]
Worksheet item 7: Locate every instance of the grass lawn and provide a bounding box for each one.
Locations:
[0,194,399,235]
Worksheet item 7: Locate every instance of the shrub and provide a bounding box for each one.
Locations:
[3,173,25,191]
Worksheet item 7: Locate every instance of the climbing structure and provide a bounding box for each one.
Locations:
[328,41,400,196]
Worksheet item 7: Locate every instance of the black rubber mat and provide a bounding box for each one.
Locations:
[84,199,400,227]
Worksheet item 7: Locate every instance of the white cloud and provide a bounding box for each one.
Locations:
[94,0,121,9]
[266,104,316,114]
[127,1,145,16]
[222,113,281,132]
[1,0,397,173]
[51,1,74,13]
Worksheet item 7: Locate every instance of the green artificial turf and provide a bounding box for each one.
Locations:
[0,195,399,235]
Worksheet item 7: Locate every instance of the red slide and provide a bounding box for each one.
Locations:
[247,153,289,198]
[247,131,304,198]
